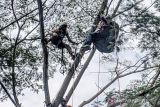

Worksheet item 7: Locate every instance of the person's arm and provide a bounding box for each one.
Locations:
[45,32,58,43]
[66,32,77,44]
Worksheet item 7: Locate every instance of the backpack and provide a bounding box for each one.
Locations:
[93,21,119,53]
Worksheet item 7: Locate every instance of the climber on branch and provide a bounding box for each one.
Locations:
[45,23,78,60]
[82,16,119,53]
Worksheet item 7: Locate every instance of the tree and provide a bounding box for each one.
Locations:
[1,0,160,107]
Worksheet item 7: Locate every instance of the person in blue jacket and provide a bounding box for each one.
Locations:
[82,16,119,53]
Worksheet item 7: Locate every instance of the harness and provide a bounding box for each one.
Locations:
[58,30,68,72]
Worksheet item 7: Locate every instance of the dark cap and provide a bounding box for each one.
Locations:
[59,23,68,30]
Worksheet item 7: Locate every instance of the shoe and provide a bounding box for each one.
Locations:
[82,44,91,51]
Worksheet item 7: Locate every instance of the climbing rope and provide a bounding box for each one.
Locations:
[96,52,101,105]
[112,13,122,106]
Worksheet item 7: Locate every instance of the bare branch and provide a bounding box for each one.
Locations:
[113,0,144,18]
[143,96,154,106]
[150,66,160,87]
[0,81,17,107]
[11,0,20,28]
[10,0,27,106]
[0,8,37,31]
[105,0,113,15]
[111,0,123,17]
[0,0,48,31]
[78,66,158,107]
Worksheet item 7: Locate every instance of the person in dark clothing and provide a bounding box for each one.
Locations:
[46,23,77,60]
[82,16,119,52]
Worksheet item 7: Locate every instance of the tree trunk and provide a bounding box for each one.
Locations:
[52,48,86,107]
[65,47,96,103]
[36,0,51,106]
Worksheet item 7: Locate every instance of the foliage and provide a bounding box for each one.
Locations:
[1,0,160,107]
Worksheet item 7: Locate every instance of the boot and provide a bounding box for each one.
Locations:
[81,44,91,51]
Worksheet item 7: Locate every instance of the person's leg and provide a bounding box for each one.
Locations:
[82,32,97,51]
[62,43,75,60]
[84,30,100,44]
[83,34,92,45]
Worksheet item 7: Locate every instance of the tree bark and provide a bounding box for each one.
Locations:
[65,47,96,103]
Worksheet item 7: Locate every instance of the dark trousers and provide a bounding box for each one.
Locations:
[84,32,99,45]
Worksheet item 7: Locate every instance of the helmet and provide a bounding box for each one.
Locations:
[59,23,68,30]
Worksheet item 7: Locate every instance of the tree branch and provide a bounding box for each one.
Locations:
[105,0,113,15]
[112,0,144,18]
[0,8,37,31]
[150,66,160,87]
[0,0,48,31]
[78,66,158,107]
[36,0,50,106]
[10,0,27,106]
[111,0,123,17]
[0,81,17,107]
